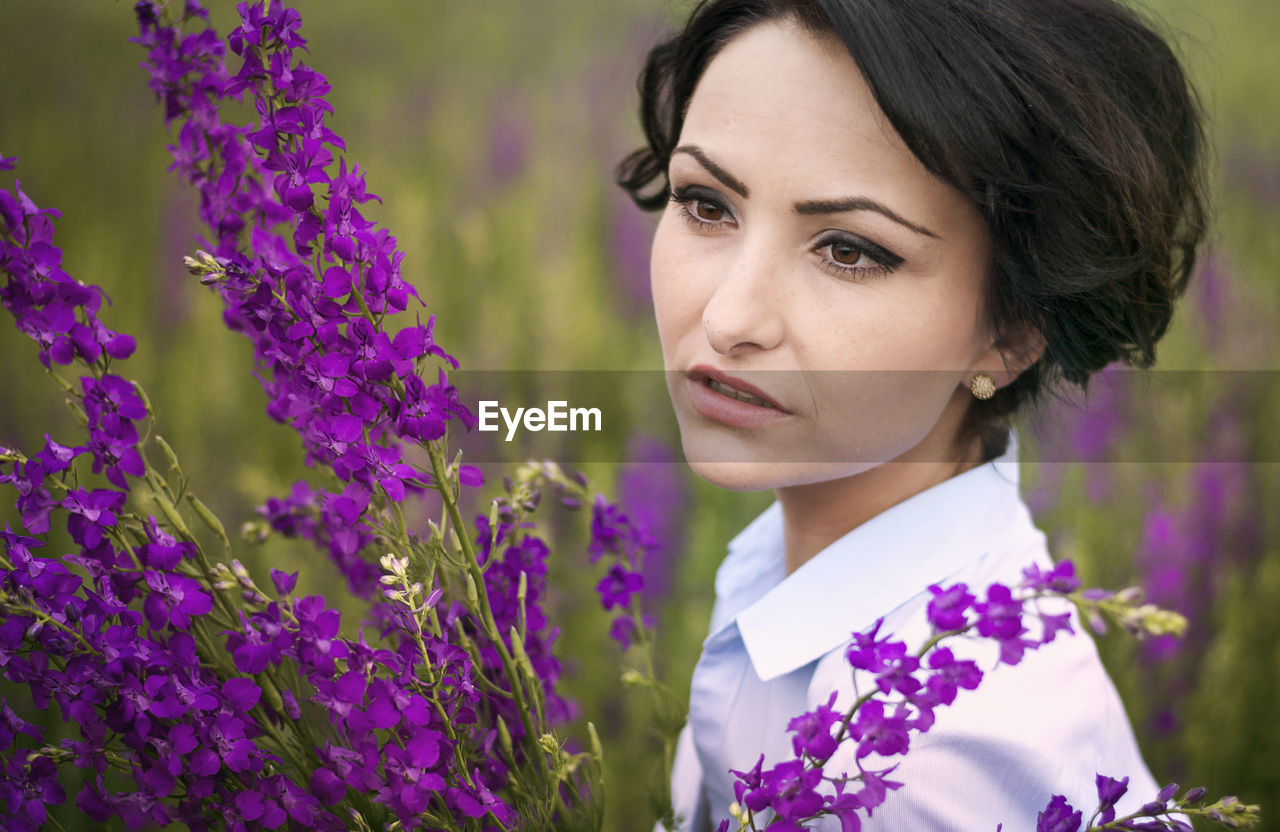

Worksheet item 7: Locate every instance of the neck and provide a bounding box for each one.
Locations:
[775,394,982,576]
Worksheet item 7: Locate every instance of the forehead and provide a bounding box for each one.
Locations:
[678,18,945,207]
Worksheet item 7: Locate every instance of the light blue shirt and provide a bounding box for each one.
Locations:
[659,429,1161,832]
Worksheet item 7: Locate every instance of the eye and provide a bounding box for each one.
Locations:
[667,184,733,230]
[814,232,903,281]
[691,200,726,222]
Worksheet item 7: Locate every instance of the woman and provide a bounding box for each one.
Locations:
[614,0,1209,829]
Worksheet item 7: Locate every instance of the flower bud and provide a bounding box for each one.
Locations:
[1116,586,1143,604]
[240,519,270,544]
[211,562,237,591]
[621,669,646,686]
[587,721,604,766]
[497,716,514,760]
[1138,605,1187,638]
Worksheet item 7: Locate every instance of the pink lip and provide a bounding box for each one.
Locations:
[687,365,789,411]
[684,365,792,429]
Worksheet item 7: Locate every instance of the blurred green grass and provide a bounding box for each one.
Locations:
[1,0,1277,829]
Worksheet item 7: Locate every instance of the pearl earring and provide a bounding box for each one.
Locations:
[970,374,996,400]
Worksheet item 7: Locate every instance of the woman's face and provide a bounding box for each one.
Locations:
[651,18,1010,491]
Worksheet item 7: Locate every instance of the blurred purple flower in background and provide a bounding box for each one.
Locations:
[616,434,686,605]
[1223,137,1280,210]
[609,191,653,312]
[1069,364,1131,462]
[1191,249,1230,350]
[486,88,529,189]
[1134,397,1263,740]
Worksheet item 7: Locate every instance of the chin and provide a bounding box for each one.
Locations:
[685,457,874,492]
[686,459,778,492]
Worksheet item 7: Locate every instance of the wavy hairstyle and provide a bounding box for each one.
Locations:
[615,0,1211,463]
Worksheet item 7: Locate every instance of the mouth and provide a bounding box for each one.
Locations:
[686,365,789,413]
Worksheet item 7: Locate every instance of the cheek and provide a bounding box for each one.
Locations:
[798,282,985,457]
[800,277,985,371]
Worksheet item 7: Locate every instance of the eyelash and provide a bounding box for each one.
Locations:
[666,184,902,281]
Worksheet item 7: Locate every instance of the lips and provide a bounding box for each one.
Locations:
[686,364,789,413]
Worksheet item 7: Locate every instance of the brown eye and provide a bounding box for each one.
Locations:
[830,240,864,266]
[694,200,725,222]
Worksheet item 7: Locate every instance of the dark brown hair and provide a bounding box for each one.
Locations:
[615,0,1210,463]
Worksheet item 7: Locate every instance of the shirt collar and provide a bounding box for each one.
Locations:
[730,428,1025,681]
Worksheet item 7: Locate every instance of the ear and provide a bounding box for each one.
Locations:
[966,319,1047,392]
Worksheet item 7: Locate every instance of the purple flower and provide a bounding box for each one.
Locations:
[844,618,909,675]
[309,767,346,805]
[270,567,298,596]
[926,582,975,632]
[975,584,1022,640]
[910,646,983,712]
[786,690,842,761]
[850,700,912,760]
[587,494,628,563]
[2,754,66,828]
[61,488,126,548]
[222,677,263,713]
[1039,612,1075,645]
[1095,773,1130,824]
[1021,560,1082,594]
[608,613,655,650]
[1036,794,1082,832]
[759,759,825,822]
[143,571,214,630]
[596,563,644,611]
[137,516,195,569]
[974,583,1038,665]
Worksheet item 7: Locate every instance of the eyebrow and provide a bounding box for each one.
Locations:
[672,144,941,240]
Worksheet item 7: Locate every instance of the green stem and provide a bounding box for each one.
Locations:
[425,440,554,798]
[2,598,95,652]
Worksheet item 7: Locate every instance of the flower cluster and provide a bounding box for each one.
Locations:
[1,1,622,829]
[133,0,474,596]
[1024,776,1260,832]
[0,164,580,830]
[502,459,661,652]
[0,163,332,829]
[486,457,688,828]
[588,493,660,650]
[717,561,1258,832]
[0,174,145,536]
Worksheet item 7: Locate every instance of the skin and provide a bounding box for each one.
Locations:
[649,17,1045,575]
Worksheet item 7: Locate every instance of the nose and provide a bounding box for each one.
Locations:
[701,240,785,356]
